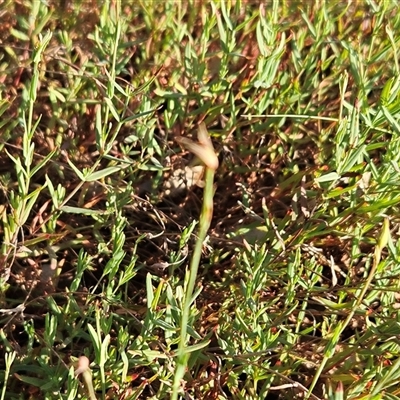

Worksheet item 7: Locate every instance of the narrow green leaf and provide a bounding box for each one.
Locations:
[95,104,103,151]
[381,77,394,106]
[87,324,100,358]
[66,157,85,181]
[184,340,211,354]
[104,97,120,122]
[30,148,57,177]
[21,186,45,225]
[377,218,390,252]
[122,109,156,123]
[99,334,110,367]
[85,166,123,182]
[146,273,154,306]
[60,206,105,215]
[14,374,45,388]
[315,172,340,183]
[10,28,29,41]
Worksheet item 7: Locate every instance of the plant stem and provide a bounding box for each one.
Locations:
[171,166,215,399]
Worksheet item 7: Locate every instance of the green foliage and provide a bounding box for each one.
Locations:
[1,1,400,399]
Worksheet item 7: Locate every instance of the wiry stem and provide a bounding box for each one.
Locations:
[171,124,218,399]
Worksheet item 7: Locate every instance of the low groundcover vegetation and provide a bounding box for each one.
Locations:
[1,1,400,399]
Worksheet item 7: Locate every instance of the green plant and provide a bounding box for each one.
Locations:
[2,1,400,399]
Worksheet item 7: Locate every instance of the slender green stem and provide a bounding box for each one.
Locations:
[306,219,390,398]
[171,166,215,399]
[1,351,16,400]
